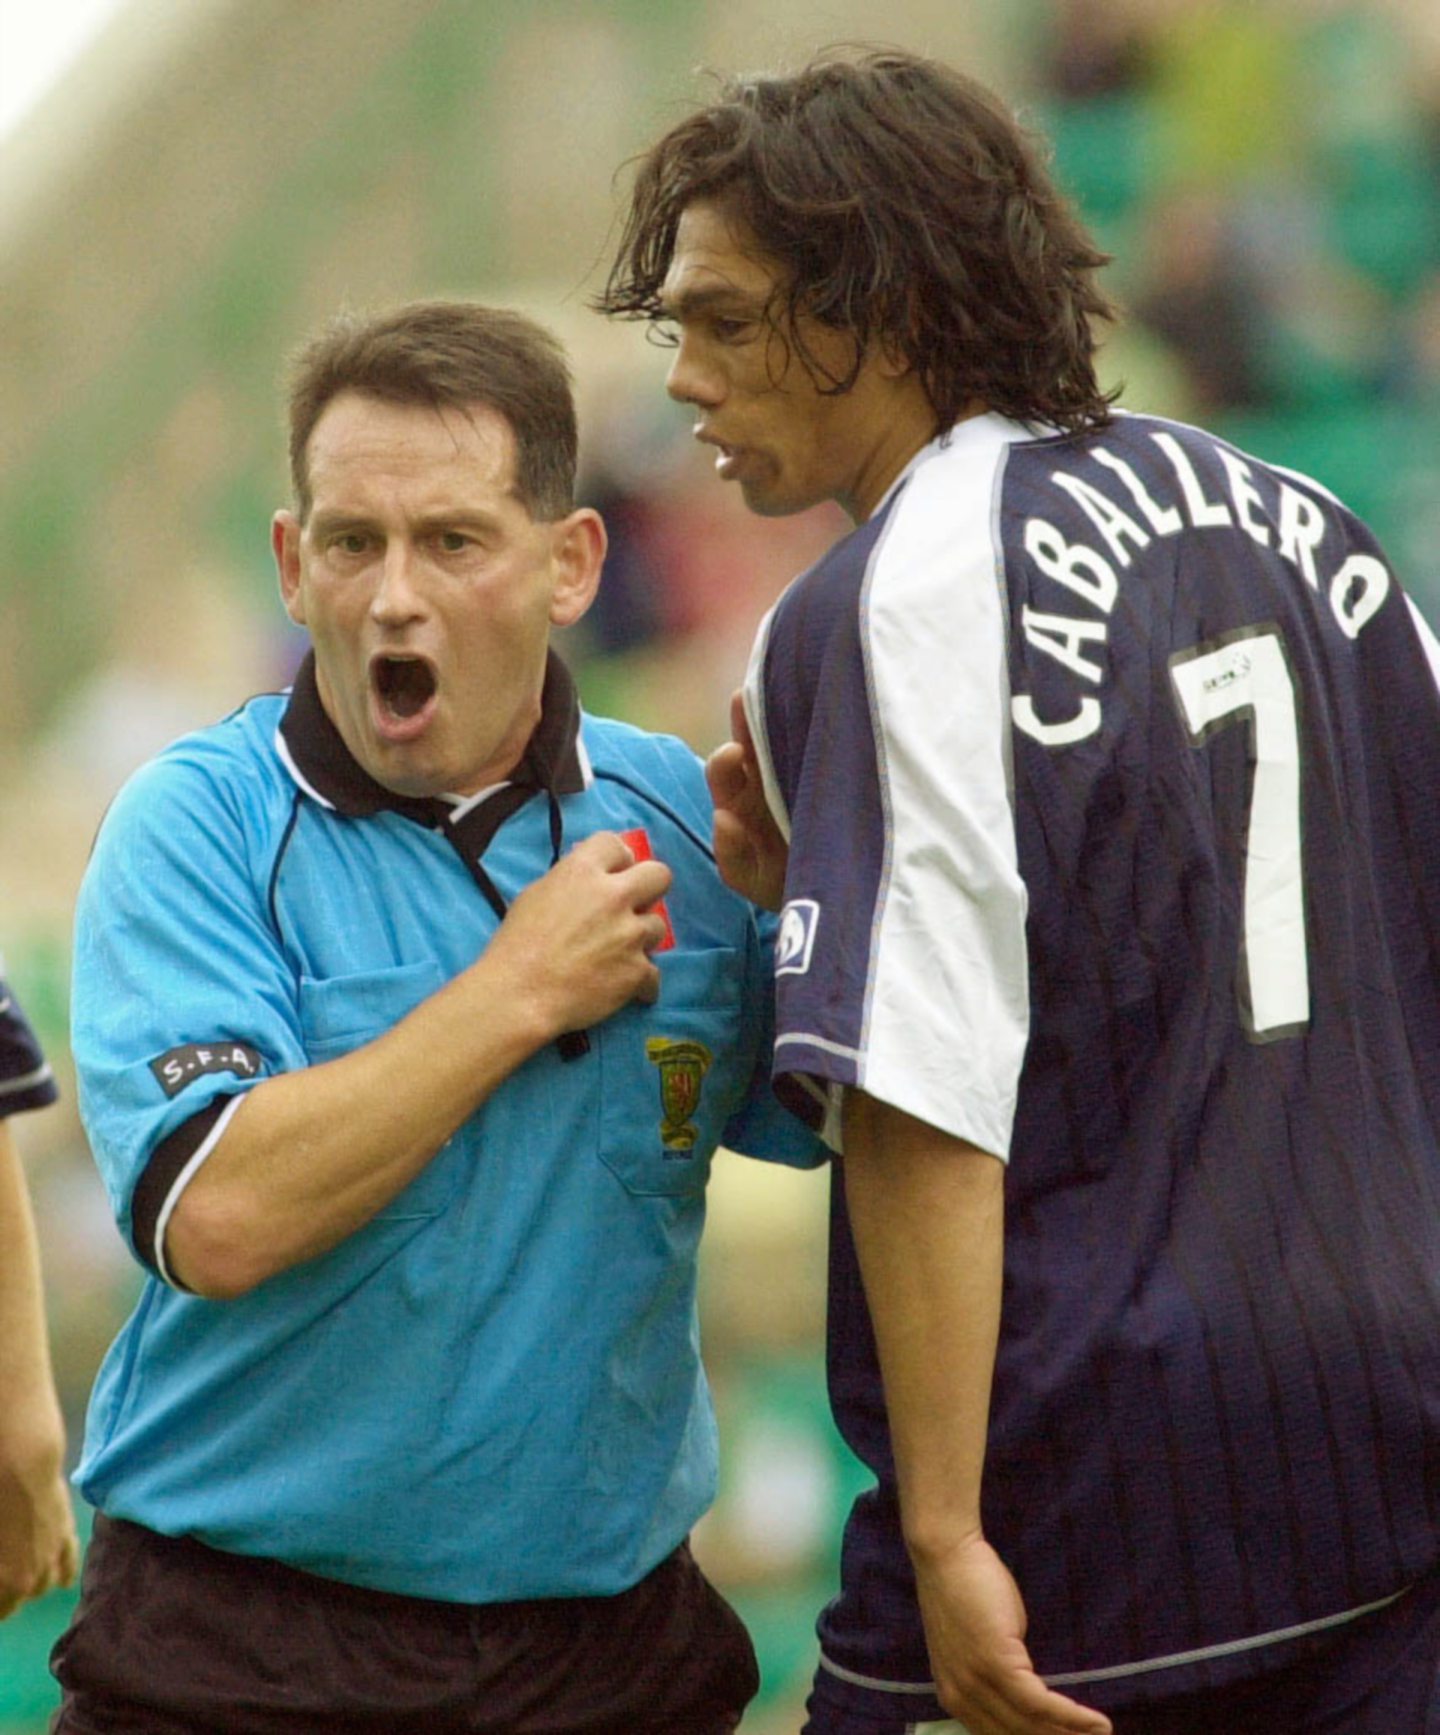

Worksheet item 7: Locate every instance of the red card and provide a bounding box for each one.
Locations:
[619,827,675,951]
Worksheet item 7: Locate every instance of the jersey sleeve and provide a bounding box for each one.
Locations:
[71,746,305,1278]
[0,964,58,1117]
[749,443,1031,1158]
[717,906,828,1169]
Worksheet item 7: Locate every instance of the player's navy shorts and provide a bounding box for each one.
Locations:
[50,1514,758,1734]
[804,1564,1440,1734]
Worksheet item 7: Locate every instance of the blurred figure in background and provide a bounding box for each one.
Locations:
[0,959,78,1621]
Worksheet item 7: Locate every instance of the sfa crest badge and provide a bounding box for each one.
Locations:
[645,1038,712,1154]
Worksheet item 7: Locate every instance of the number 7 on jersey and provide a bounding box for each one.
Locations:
[1169,625,1309,1040]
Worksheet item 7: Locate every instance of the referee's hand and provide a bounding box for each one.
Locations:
[492,832,673,1032]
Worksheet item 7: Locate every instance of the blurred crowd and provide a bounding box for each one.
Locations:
[1032,0,1440,595]
[4,3,1440,1728]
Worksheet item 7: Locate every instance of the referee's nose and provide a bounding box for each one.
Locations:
[369,540,426,626]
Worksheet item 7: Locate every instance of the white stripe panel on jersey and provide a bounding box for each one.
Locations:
[855,416,1031,1161]
[739,432,955,853]
[1405,594,1440,695]
[153,1094,245,1289]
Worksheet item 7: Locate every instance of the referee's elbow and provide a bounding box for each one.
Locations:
[163,1192,273,1299]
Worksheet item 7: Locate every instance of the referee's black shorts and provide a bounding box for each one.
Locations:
[50,1514,759,1734]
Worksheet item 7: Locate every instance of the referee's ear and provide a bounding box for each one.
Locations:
[547,506,606,630]
[272,510,306,626]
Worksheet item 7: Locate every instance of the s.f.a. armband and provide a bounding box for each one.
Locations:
[149,1041,262,1100]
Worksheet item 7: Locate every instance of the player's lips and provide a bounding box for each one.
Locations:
[369,652,439,743]
[695,426,748,479]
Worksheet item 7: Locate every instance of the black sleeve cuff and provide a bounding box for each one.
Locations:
[131,1100,230,1284]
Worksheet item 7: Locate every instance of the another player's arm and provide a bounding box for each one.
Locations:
[166,833,670,1298]
[0,1119,79,1618]
[841,1090,1112,1735]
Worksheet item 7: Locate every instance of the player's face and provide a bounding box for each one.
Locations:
[273,392,601,799]
[659,200,935,522]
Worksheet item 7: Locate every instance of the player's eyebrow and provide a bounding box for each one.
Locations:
[657,282,770,322]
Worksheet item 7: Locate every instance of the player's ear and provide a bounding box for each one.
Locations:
[273,511,306,626]
[875,330,915,379]
[548,507,606,629]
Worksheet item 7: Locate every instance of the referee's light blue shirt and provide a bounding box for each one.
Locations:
[71,655,821,1603]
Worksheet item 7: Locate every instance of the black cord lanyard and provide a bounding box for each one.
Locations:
[434,788,590,1062]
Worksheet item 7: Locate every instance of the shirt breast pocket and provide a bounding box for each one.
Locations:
[596,946,750,1198]
[297,960,459,1220]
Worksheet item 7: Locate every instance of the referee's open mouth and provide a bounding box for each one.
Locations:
[370,653,439,737]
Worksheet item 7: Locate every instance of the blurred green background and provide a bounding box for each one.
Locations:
[3,0,1439,1727]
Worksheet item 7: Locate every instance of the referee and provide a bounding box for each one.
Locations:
[51,301,821,1734]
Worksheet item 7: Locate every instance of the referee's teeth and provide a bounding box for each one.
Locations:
[374,656,436,719]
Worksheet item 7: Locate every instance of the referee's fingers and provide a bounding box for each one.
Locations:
[633,956,663,1005]
[639,911,671,954]
[571,830,638,870]
[572,830,673,889]
[626,859,672,909]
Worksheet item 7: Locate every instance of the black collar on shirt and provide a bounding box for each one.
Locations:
[277,647,593,1061]
[277,647,588,856]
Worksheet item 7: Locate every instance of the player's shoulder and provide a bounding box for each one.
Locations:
[579,711,711,831]
[801,414,1049,591]
[1101,408,1350,507]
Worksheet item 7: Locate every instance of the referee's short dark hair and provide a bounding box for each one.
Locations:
[286,301,578,522]
[599,46,1119,437]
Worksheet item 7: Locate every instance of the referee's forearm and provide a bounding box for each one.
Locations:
[164,958,552,1298]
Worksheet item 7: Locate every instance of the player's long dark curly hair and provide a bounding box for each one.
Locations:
[597,48,1119,435]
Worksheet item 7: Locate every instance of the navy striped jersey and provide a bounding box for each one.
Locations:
[0,962,57,1117]
[744,410,1440,1718]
